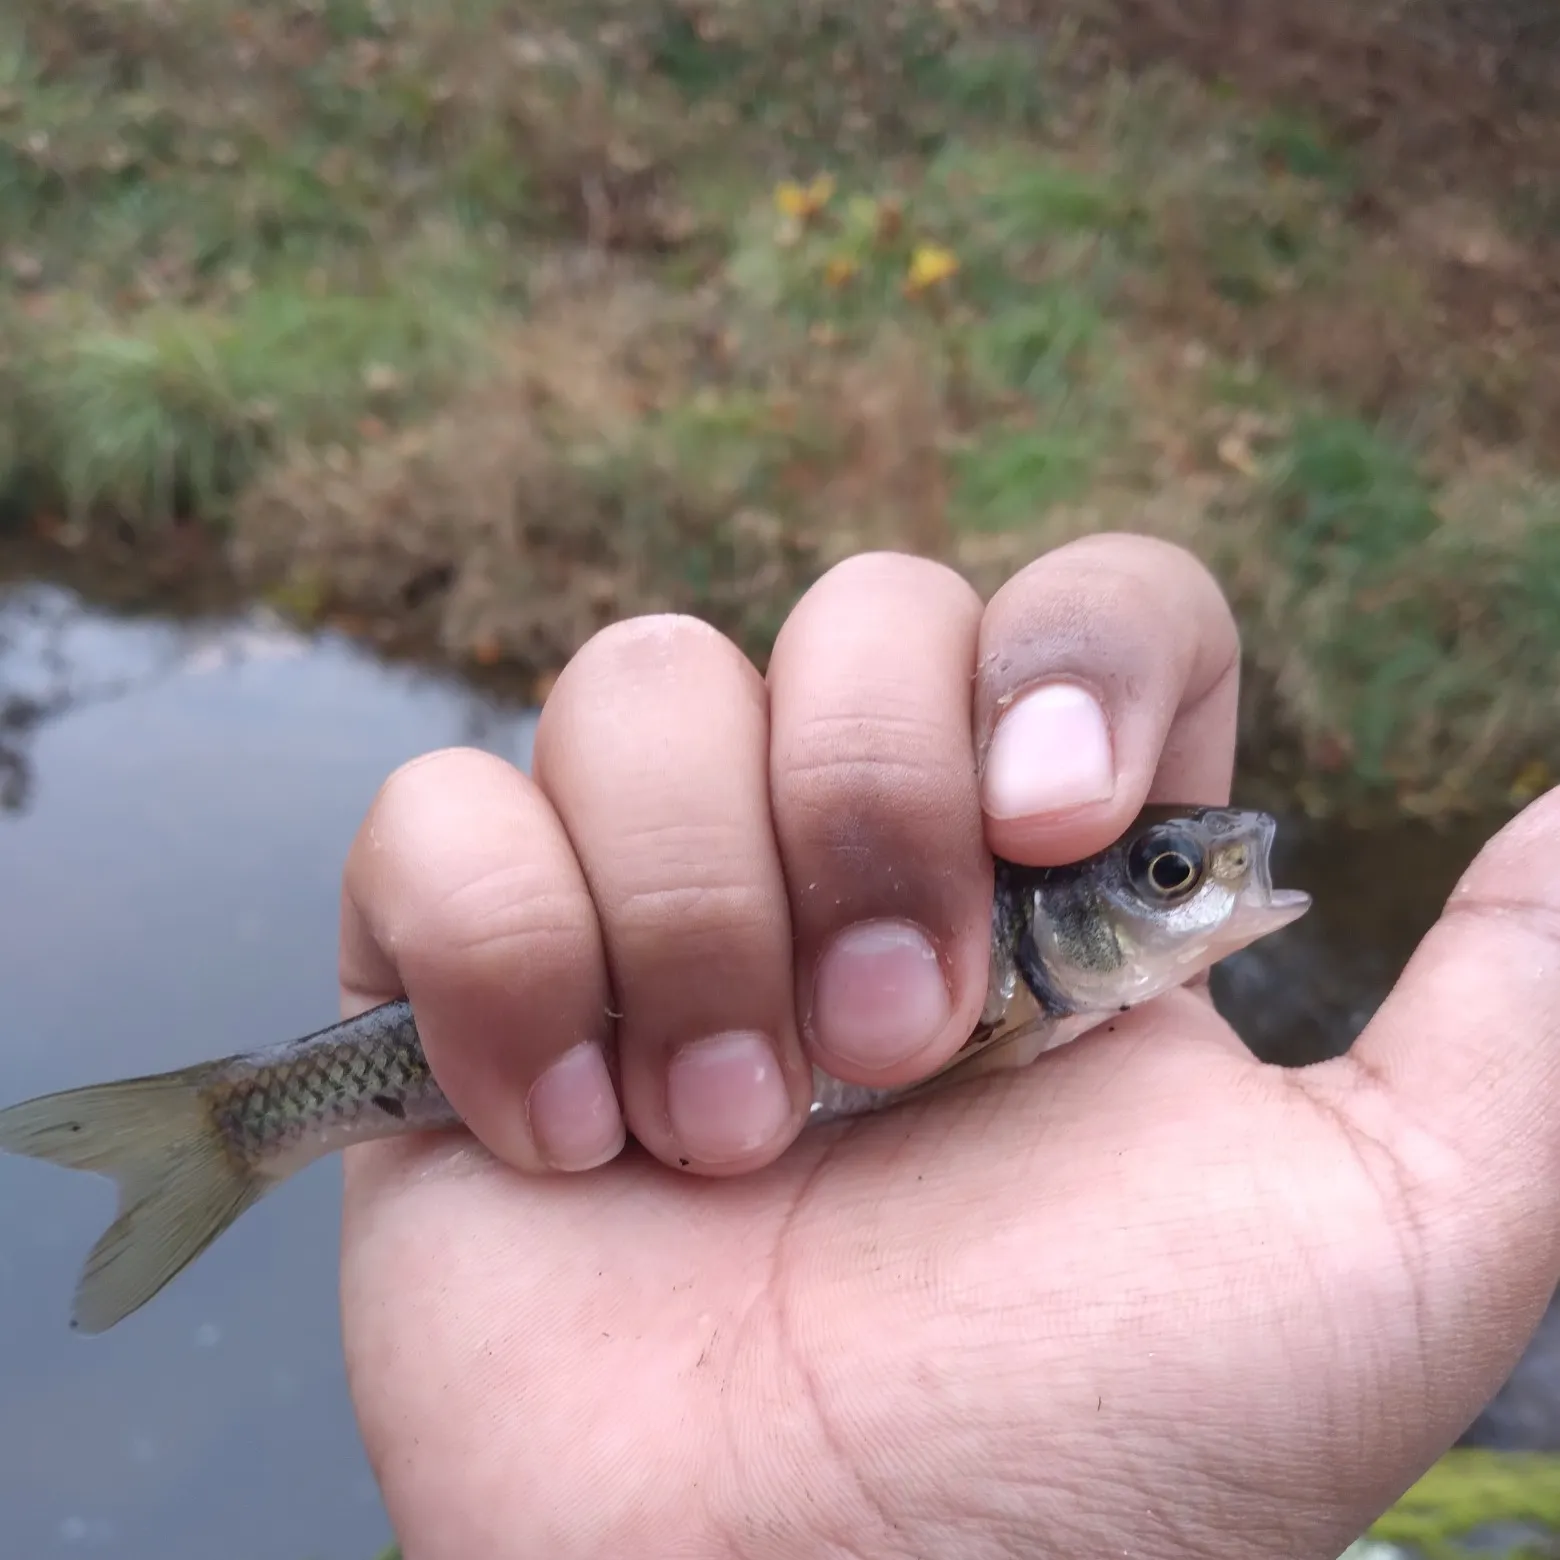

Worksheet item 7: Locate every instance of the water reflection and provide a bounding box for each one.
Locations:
[0,583,537,1560]
[0,584,184,814]
[0,582,1542,1560]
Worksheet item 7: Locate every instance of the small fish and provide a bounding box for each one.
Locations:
[0,804,1309,1334]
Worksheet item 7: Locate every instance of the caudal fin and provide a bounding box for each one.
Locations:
[0,1068,265,1333]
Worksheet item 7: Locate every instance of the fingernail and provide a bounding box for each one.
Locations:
[982,681,1114,818]
[812,920,951,1071]
[667,1031,793,1164]
[527,1042,626,1172]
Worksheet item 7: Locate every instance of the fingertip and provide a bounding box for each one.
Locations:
[527,1042,628,1173]
[664,1030,805,1175]
[807,919,955,1081]
[980,679,1124,862]
[339,747,518,1015]
[975,533,1240,865]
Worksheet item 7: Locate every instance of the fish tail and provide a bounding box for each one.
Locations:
[0,1066,265,1334]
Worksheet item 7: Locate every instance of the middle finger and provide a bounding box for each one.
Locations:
[532,615,812,1175]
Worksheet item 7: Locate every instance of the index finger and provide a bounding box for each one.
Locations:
[977,532,1242,864]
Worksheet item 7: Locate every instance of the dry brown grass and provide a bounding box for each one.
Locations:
[5,0,1560,817]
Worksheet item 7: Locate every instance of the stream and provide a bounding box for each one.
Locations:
[0,578,1540,1559]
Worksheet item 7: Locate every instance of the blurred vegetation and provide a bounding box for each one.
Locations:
[1,0,1558,819]
[1361,1448,1560,1558]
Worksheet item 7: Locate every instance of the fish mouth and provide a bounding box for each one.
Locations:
[1250,811,1280,898]
[1247,812,1311,927]
[1259,886,1313,930]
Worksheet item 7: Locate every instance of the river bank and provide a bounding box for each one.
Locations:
[4,0,1558,826]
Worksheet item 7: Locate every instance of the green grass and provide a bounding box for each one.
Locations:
[1233,415,1560,813]
[1365,1449,1560,1558]
[23,263,494,521]
[1,0,1558,817]
[951,419,1104,528]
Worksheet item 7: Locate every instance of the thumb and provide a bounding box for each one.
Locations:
[1306,785,1560,1435]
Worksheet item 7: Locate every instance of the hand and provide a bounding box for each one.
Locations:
[335,537,1560,1560]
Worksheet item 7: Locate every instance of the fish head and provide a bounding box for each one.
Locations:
[1005,804,1311,1019]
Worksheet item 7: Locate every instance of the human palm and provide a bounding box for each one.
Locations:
[335,540,1560,1560]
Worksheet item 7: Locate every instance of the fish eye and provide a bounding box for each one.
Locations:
[1126,828,1206,903]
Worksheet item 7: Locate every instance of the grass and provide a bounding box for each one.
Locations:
[1,0,1558,817]
[1363,1448,1560,1559]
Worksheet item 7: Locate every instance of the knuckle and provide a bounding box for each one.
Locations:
[610,878,778,956]
[1443,888,1560,952]
[415,861,598,978]
[781,708,968,830]
[597,819,781,945]
[784,750,955,838]
[1030,556,1170,649]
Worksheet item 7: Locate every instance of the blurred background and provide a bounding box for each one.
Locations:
[0,2,1557,1555]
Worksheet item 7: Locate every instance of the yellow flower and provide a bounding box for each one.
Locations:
[905,243,959,295]
[774,174,836,221]
[823,254,859,288]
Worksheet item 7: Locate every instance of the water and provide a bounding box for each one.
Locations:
[0,581,1536,1558]
[0,584,537,1560]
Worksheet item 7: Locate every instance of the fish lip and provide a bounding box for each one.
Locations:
[1247,812,1311,924]
[1251,812,1279,900]
[1259,886,1313,931]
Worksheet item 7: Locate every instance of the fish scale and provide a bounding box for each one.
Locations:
[209,1002,451,1164]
